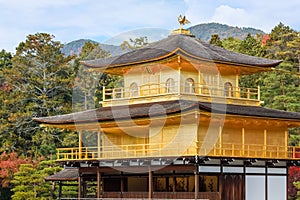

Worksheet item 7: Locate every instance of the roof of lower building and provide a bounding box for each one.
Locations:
[44,168,78,181]
[33,100,300,125]
[81,34,282,69]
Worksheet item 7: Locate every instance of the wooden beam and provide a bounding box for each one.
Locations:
[219,125,222,155]
[121,172,124,194]
[97,167,101,199]
[285,130,288,158]
[58,181,62,199]
[148,167,153,199]
[242,127,245,156]
[194,168,199,200]
[79,130,82,159]
[78,176,81,199]
[264,129,267,157]
[178,66,181,94]
[97,130,101,159]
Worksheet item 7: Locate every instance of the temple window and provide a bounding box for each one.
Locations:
[165,78,175,93]
[130,82,139,97]
[224,82,233,97]
[185,78,195,93]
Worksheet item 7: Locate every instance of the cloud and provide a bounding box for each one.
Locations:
[0,0,185,52]
[185,0,300,33]
[211,5,249,27]
[2,0,300,52]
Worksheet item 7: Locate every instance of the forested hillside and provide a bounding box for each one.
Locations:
[189,22,264,41]
[61,22,264,56]
[0,22,300,199]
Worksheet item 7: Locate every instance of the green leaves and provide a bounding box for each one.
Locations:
[11,161,62,200]
[0,33,76,157]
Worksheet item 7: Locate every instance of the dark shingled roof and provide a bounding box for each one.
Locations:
[34,100,300,125]
[81,34,282,69]
[45,168,78,181]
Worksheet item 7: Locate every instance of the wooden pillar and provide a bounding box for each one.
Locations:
[235,72,239,88]
[235,71,240,98]
[121,172,124,198]
[219,125,222,155]
[159,65,162,94]
[265,166,268,200]
[194,165,199,200]
[264,129,267,157]
[243,165,246,200]
[242,127,245,156]
[79,130,83,159]
[286,166,289,200]
[178,66,181,94]
[78,176,82,199]
[148,167,153,199]
[97,167,102,199]
[97,130,101,159]
[103,86,106,101]
[285,130,288,158]
[82,180,86,198]
[258,85,261,101]
[58,181,62,200]
[198,70,201,94]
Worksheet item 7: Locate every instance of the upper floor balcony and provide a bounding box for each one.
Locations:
[56,142,300,162]
[101,81,261,107]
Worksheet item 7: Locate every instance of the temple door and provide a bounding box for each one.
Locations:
[220,174,245,200]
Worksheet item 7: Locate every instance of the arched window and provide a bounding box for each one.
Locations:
[130,82,139,97]
[165,78,175,93]
[224,82,233,97]
[185,78,195,93]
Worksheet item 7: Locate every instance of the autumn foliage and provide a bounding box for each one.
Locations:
[288,166,300,199]
[0,151,31,188]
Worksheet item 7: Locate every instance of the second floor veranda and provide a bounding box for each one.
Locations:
[101,81,261,107]
[56,142,300,162]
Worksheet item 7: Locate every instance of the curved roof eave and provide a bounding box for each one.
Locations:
[80,34,282,70]
[81,48,282,71]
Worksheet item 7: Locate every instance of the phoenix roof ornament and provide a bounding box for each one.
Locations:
[178,14,191,29]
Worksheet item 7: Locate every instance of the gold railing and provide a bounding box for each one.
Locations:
[56,142,300,161]
[102,82,260,102]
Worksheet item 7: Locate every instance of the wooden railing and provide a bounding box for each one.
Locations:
[100,192,220,199]
[56,142,300,161]
[102,82,260,102]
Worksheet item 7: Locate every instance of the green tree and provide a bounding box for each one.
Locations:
[120,36,149,51]
[11,164,37,200]
[286,31,300,73]
[0,50,14,154]
[221,36,242,52]
[0,49,12,70]
[11,161,62,200]
[209,34,223,47]
[261,62,300,112]
[265,22,298,63]
[238,33,265,57]
[72,41,121,111]
[1,33,75,157]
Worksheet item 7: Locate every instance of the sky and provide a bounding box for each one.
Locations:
[1,0,300,52]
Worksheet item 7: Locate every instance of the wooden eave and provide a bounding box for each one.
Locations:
[35,101,300,131]
[85,48,279,76]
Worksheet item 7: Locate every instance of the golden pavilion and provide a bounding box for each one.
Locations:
[35,23,300,200]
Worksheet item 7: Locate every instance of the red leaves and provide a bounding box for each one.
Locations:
[288,166,300,199]
[0,151,31,188]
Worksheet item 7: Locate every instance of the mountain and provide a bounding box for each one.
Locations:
[61,23,265,56]
[188,23,265,41]
[61,39,125,57]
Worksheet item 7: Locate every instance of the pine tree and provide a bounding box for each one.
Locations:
[1,33,75,157]
[11,161,62,200]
